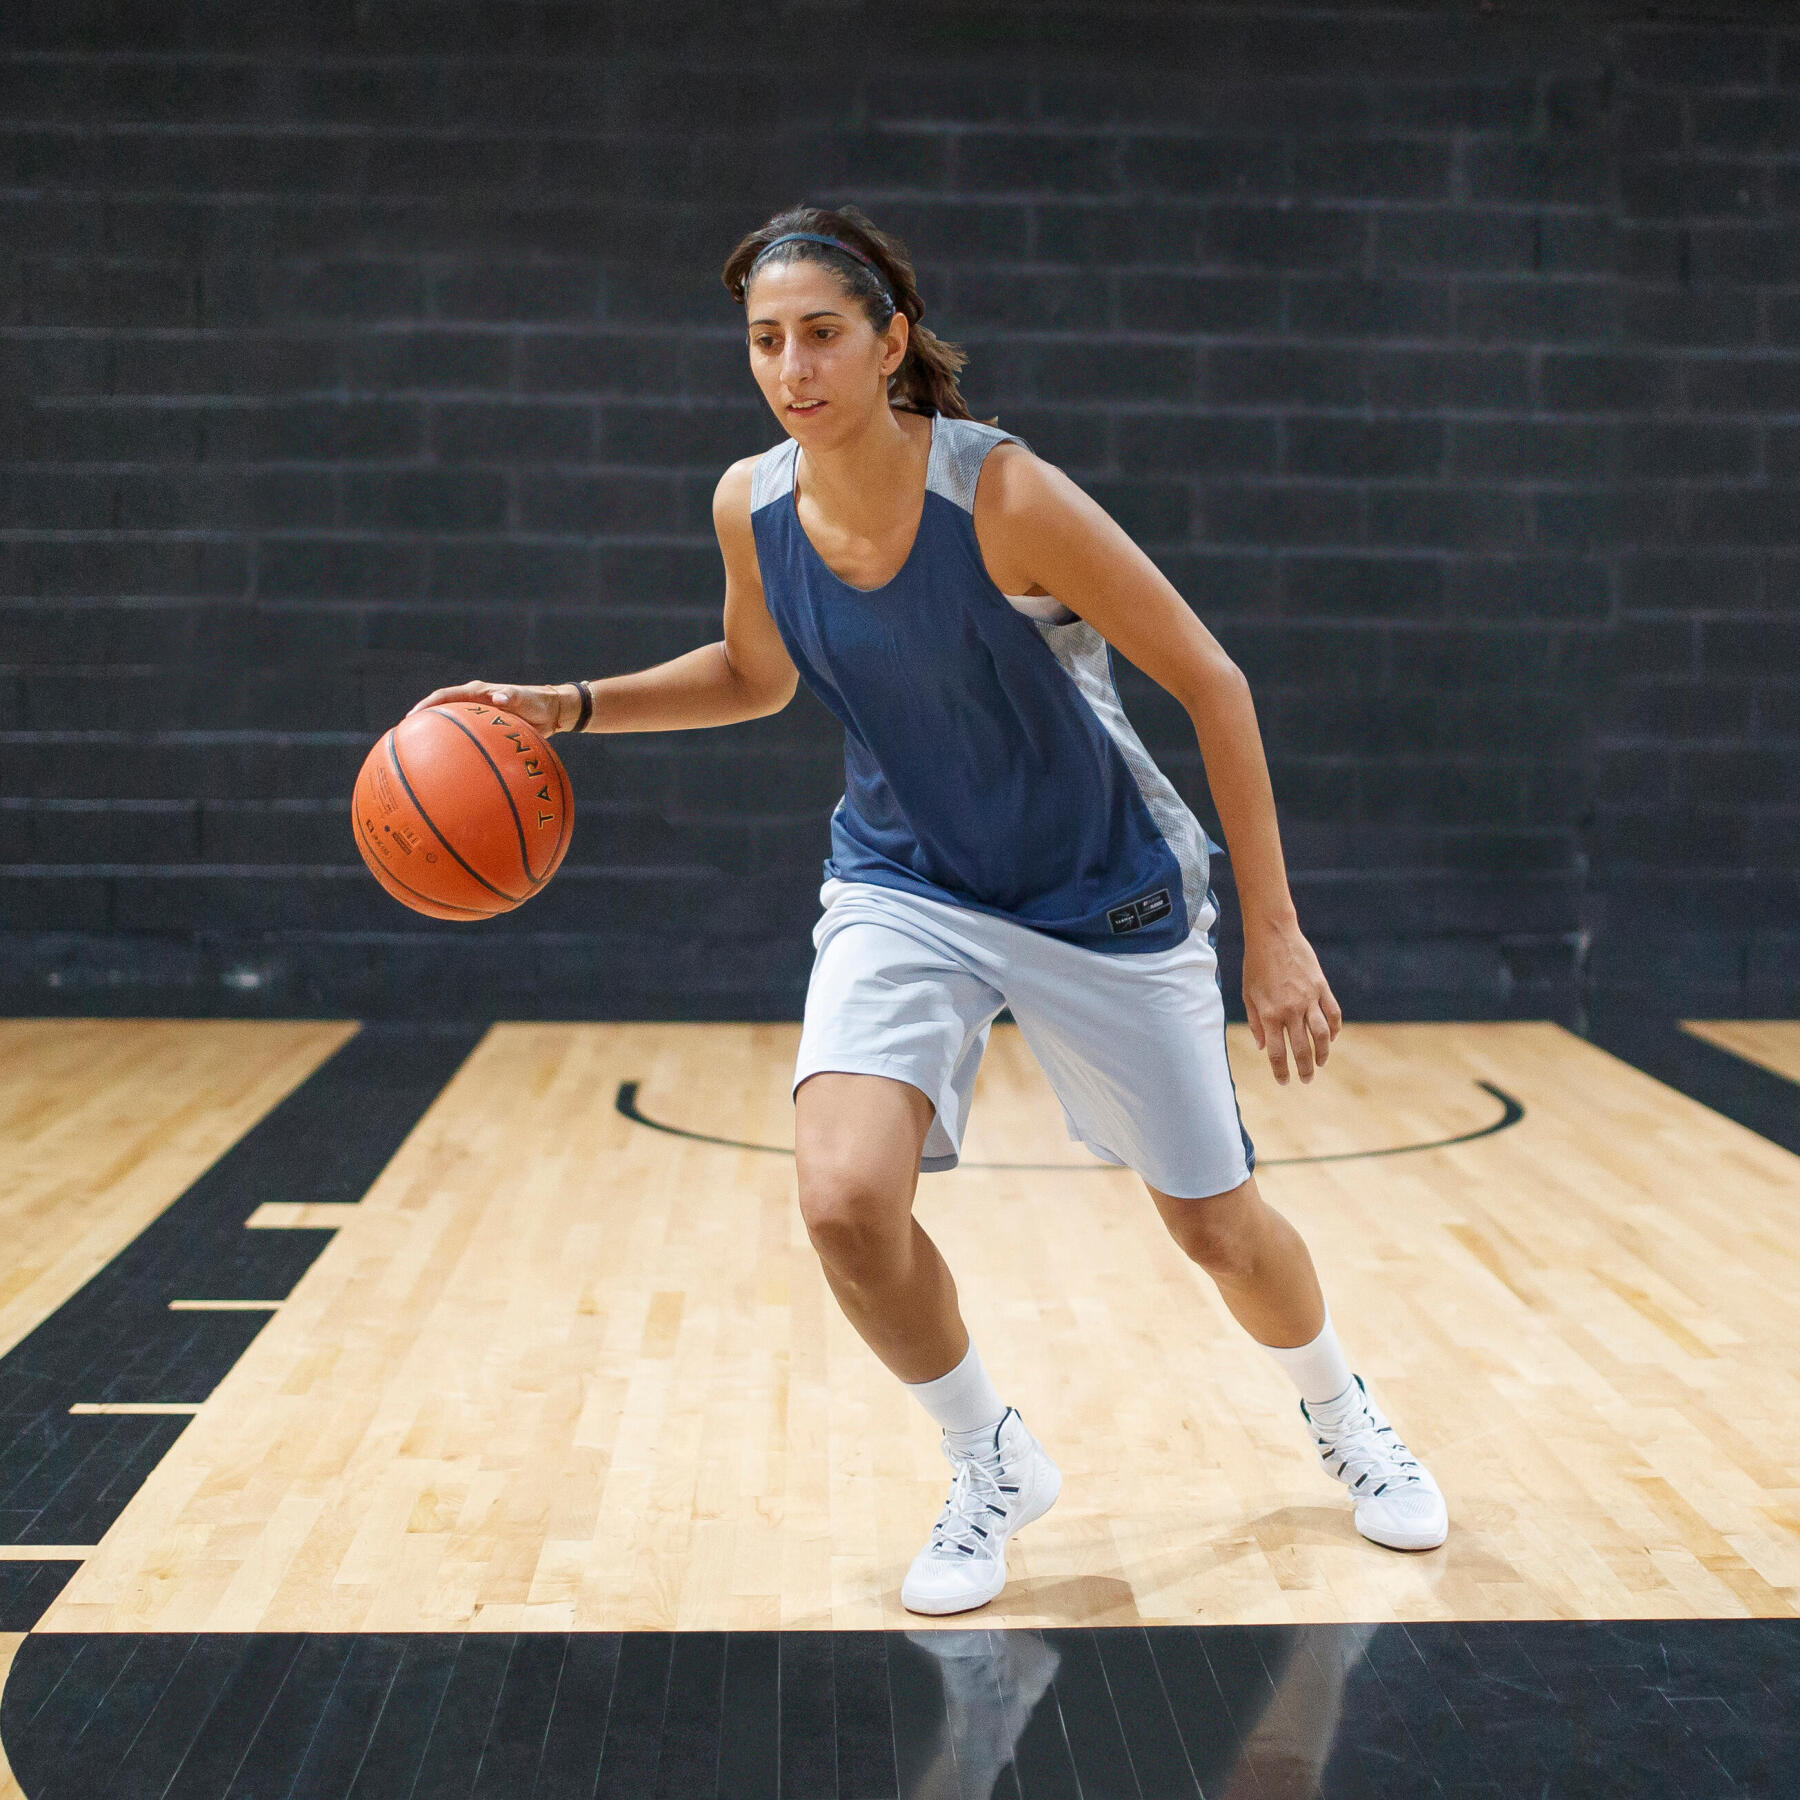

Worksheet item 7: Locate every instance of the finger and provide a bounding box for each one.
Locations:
[410,681,504,717]
[1289,1013,1317,1082]
[406,682,482,716]
[1244,993,1266,1050]
[1306,1003,1332,1068]
[1321,984,1344,1035]
[1266,1020,1290,1085]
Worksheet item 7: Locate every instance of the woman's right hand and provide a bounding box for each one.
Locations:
[406,680,576,736]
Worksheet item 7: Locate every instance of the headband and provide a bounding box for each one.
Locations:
[749,230,894,304]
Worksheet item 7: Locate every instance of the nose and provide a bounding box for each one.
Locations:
[779,338,814,391]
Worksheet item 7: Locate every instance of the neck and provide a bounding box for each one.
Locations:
[796,403,927,534]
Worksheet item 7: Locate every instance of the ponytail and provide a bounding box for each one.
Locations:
[723,203,977,420]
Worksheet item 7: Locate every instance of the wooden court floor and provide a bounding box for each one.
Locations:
[2,1015,1798,1691]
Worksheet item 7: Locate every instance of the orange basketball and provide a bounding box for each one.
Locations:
[352,702,574,919]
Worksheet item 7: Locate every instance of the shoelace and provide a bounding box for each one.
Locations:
[926,1442,1019,1561]
[1312,1407,1425,1500]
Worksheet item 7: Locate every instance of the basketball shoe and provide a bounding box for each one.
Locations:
[901,1408,1061,1615]
[1302,1376,1448,1551]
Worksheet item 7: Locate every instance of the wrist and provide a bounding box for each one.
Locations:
[1243,901,1300,938]
[566,679,593,735]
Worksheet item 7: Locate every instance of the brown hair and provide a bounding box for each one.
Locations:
[723,203,976,420]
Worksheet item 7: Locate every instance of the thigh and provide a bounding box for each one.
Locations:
[1005,915,1256,1201]
[796,896,1004,1173]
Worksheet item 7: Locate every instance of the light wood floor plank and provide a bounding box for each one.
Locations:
[244,1202,365,1230]
[21,1020,1800,1633]
[1683,1019,1800,1086]
[0,1019,357,1362]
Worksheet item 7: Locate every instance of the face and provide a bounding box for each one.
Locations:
[744,258,909,447]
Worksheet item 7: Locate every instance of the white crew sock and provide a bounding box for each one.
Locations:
[904,1341,1007,1449]
[1259,1312,1356,1410]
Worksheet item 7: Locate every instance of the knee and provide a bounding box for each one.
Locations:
[1162,1189,1260,1282]
[797,1170,906,1283]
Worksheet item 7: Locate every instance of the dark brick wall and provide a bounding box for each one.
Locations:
[1595,12,1800,1012]
[1,1,1795,1020]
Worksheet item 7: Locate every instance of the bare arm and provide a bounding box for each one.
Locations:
[407,457,798,736]
[973,444,1340,1085]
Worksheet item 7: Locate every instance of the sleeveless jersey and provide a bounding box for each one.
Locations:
[749,414,1214,954]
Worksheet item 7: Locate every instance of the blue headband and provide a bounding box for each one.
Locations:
[750,231,893,304]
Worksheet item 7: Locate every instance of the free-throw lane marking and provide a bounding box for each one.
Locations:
[167,1300,283,1312]
[68,1403,203,1416]
[244,1202,364,1229]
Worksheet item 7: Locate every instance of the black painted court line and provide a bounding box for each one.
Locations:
[614,1077,1527,1169]
[4,1621,1793,1798]
[1585,1013,1800,1160]
[0,1024,483,1627]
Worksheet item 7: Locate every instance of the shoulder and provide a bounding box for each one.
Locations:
[713,458,755,548]
[713,453,761,518]
[712,454,773,572]
[969,433,1076,529]
[968,435,1109,593]
[713,445,793,538]
[926,415,1043,516]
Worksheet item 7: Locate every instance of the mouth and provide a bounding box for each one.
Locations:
[786,399,826,415]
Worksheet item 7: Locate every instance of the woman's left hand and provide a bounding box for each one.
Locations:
[1241,922,1342,1085]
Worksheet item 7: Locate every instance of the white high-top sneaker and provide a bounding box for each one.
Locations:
[1302,1376,1448,1552]
[901,1408,1061,1616]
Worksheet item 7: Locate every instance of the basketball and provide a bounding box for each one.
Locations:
[352,702,574,919]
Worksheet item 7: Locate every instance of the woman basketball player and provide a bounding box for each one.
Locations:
[411,204,1448,1615]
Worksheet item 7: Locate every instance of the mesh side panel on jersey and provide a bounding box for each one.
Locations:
[750,438,800,510]
[1036,619,1211,915]
[926,417,1019,512]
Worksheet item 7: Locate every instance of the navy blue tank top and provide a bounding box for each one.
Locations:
[750,415,1212,953]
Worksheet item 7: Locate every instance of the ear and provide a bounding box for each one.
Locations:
[878,310,909,381]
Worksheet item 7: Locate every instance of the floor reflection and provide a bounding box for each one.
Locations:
[895,1622,1379,1799]
[1209,1624,1380,1799]
[898,1628,1062,1799]
[6,1621,1792,1793]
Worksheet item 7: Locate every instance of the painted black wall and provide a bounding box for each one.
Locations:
[1,2,1795,1020]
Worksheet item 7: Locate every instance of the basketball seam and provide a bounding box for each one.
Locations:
[430,707,541,890]
[355,809,500,917]
[386,734,525,905]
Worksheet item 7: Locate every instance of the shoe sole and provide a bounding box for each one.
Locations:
[1354,1511,1448,1552]
[901,1456,1062,1617]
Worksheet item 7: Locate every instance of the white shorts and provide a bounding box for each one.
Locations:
[794,878,1256,1199]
